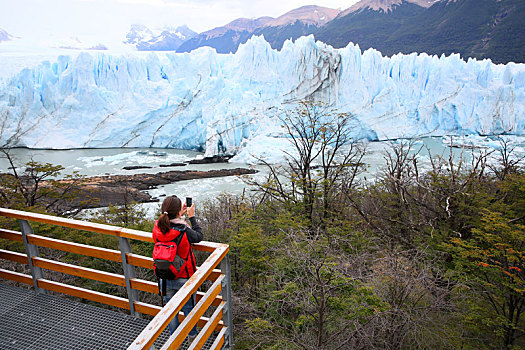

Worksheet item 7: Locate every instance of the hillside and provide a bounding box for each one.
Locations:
[316,1,427,53]
[316,0,525,63]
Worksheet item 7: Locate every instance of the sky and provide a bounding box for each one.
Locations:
[1,0,359,48]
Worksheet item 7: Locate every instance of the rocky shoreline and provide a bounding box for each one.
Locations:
[67,167,257,209]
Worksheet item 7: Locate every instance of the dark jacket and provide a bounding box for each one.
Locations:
[152,217,203,278]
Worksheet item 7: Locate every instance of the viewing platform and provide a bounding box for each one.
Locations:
[0,208,233,349]
[0,282,171,349]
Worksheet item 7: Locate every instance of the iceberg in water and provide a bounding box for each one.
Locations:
[0,35,524,161]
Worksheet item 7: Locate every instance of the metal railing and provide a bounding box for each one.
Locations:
[0,208,234,349]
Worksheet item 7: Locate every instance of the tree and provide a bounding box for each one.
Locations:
[244,226,383,350]
[249,100,365,230]
[443,210,525,349]
[0,151,89,216]
[365,249,459,349]
[349,140,495,249]
[92,202,151,232]
[488,137,525,181]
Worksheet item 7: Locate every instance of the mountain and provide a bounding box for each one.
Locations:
[124,24,154,45]
[176,18,269,54]
[202,17,273,39]
[177,5,340,53]
[124,24,197,51]
[0,28,15,42]
[316,0,525,64]
[52,36,109,50]
[1,36,523,162]
[339,0,437,14]
[252,5,340,50]
[386,0,525,63]
[263,5,340,26]
[316,0,438,55]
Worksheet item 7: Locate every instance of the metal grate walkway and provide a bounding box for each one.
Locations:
[0,282,174,350]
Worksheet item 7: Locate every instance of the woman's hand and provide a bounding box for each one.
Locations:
[179,203,188,218]
[186,202,195,218]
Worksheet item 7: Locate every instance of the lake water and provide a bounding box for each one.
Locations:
[2,135,524,214]
[0,147,262,209]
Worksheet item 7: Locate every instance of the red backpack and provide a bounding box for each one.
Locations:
[153,231,186,280]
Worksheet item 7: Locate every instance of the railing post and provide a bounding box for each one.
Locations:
[119,236,140,318]
[18,219,45,294]
[220,254,234,349]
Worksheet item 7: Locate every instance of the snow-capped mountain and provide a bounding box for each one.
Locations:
[202,17,274,40]
[176,17,270,53]
[124,24,155,45]
[177,6,340,53]
[1,35,524,163]
[54,36,108,50]
[264,5,340,26]
[0,28,109,52]
[340,0,437,14]
[0,28,16,42]
[124,24,197,51]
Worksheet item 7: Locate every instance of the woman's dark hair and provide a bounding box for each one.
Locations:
[158,195,182,234]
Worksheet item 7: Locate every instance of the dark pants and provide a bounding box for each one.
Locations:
[162,278,197,336]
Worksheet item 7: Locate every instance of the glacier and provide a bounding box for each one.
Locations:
[0,35,524,162]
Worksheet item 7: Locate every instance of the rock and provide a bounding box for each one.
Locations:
[188,155,233,164]
[123,165,153,170]
[159,163,187,167]
[77,185,157,208]
[47,167,258,209]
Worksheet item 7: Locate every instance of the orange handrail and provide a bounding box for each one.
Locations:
[0,208,233,349]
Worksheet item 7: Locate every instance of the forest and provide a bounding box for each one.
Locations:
[0,102,524,349]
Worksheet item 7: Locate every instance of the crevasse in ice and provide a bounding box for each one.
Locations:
[1,35,524,160]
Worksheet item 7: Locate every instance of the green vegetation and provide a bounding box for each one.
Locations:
[444,210,525,348]
[198,102,525,349]
[1,102,524,348]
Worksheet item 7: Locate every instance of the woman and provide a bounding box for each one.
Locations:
[152,195,203,338]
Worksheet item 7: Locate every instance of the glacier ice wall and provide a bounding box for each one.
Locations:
[1,35,524,160]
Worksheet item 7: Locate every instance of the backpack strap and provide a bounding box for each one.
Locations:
[172,230,184,247]
[183,241,197,277]
[169,227,195,278]
[173,231,190,277]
